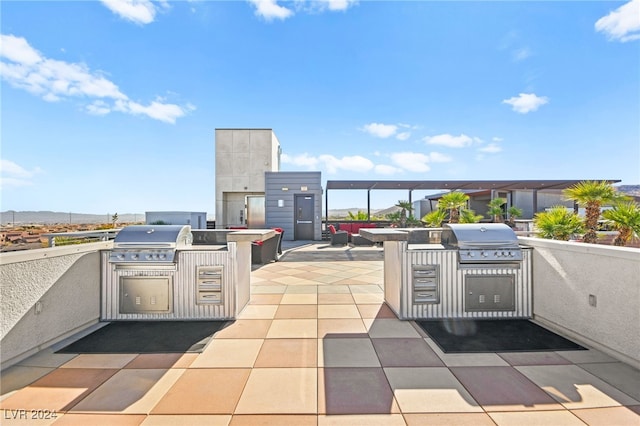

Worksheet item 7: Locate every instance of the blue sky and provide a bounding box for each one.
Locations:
[1,0,639,217]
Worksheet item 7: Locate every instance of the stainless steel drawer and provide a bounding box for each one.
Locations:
[197,291,222,304]
[413,269,436,278]
[414,277,437,288]
[414,291,438,303]
[412,264,439,304]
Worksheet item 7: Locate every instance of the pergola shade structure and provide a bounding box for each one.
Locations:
[324,179,621,221]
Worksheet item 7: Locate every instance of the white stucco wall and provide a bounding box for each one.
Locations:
[0,242,110,369]
[215,129,280,228]
[519,237,640,369]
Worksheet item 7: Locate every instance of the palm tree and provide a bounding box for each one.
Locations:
[438,191,469,223]
[460,208,483,223]
[422,209,447,227]
[487,198,506,223]
[533,206,584,241]
[395,200,413,227]
[563,181,623,244]
[602,201,640,246]
[507,206,523,228]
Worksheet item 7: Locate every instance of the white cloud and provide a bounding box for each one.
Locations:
[0,159,43,188]
[361,123,414,140]
[281,152,319,168]
[361,122,398,138]
[423,133,474,148]
[311,0,358,12]
[428,152,453,163]
[86,100,111,116]
[115,99,194,124]
[248,0,294,21]
[319,154,374,174]
[396,132,411,141]
[0,34,41,65]
[595,0,640,42]
[502,93,549,114]
[512,47,532,61]
[390,152,431,173]
[478,143,502,153]
[0,34,192,124]
[100,0,160,25]
[374,164,403,175]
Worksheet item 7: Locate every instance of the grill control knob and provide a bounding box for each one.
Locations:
[159,254,166,260]
[145,254,152,260]
[131,254,139,260]
[117,254,125,260]
[481,251,488,257]
[467,251,474,257]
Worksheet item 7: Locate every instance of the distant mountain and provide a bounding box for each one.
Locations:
[0,211,144,225]
[616,185,640,197]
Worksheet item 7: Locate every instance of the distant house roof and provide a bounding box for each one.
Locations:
[325,180,621,191]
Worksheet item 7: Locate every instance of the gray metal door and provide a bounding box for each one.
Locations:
[246,196,265,228]
[294,195,314,240]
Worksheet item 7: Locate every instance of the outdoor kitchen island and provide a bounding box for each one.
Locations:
[359,225,533,320]
[101,227,276,321]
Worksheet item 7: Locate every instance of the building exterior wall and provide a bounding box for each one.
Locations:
[215,129,280,228]
[512,190,571,219]
[145,211,207,229]
[265,172,322,241]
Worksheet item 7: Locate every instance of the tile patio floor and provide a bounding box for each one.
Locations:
[1,242,639,425]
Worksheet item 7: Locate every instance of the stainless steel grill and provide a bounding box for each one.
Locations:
[441,223,522,264]
[109,225,192,264]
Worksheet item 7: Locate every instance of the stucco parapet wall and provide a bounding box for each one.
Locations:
[0,241,113,266]
[517,236,640,261]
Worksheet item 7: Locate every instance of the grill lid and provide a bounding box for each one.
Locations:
[110,225,192,264]
[441,223,519,247]
[441,223,522,263]
[113,225,192,247]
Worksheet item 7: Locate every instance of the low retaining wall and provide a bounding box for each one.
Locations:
[0,242,111,369]
[519,237,640,369]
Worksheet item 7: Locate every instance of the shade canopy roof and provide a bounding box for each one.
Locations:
[325,179,621,192]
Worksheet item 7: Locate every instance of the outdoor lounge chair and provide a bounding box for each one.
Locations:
[328,224,348,246]
[251,231,281,264]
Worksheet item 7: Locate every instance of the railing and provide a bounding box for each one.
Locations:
[43,229,121,247]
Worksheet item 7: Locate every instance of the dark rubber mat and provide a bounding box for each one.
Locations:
[56,321,230,354]
[415,319,586,353]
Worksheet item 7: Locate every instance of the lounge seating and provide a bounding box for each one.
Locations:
[251,231,282,264]
[337,223,377,245]
[351,234,375,246]
[328,224,348,246]
[273,227,284,254]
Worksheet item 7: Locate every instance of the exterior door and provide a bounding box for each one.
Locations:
[294,195,314,240]
[246,196,265,228]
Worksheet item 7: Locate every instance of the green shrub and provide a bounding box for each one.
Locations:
[534,206,584,240]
